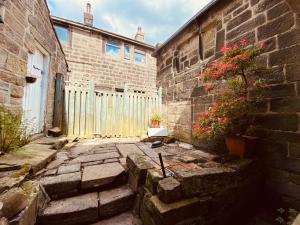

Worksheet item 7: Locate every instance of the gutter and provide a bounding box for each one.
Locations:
[51,16,155,51]
[153,0,220,56]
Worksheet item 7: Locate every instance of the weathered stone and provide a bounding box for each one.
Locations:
[127,154,155,192]
[143,195,210,225]
[226,14,265,40]
[271,97,300,112]
[71,152,120,164]
[270,45,300,66]
[57,164,81,175]
[38,193,98,225]
[90,212,142,225]
[40,172,81,196]
[175,167,236,197]
[44,169,57,176]
[254,0,282,14]
[46,159,65,169]
[81,163,125,190]
[286,63,300,81]
[290,143,300,159]
[227,10,252,31]
[0,188,28,219]
[99,185,135,218]
[48,127,62,137]
[82,160,104,167]
[254,113,299,132]
[55,152,70,161]
[145,169,164,194]
[267,2,291,20]
[263,83,296,99]
[233,3,249,16]
[258,12,294,41]
[157,177,182,203]
[116,144,144,158]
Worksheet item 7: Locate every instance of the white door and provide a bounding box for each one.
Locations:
[23,49,48,134]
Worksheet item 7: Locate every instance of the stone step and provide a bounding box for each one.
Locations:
[99,185,135,218]
[40,162,127,199]
[37,185,135,225]
[37,192,99,225]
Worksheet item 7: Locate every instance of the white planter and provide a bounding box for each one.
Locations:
[148,128,168,137]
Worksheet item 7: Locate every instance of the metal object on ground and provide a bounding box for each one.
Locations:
[158,153,167,178]
[151,141,163,148]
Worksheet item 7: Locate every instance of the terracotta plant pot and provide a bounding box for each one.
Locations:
[225,135,257,159]
[151,120,160,128]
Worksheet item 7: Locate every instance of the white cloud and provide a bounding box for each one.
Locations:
[47,0,212,44]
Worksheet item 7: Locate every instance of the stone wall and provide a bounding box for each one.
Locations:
[156,0,300,209]
[55,24,157,91]
[0,0,67,130]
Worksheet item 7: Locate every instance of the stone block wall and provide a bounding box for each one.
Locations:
[0,0,67,130]
[58,26,157,91]
[156,0,300,209]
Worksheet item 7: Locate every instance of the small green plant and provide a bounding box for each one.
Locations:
[0,106,30,153]
[276,208,299,225]
[151,114,161,122]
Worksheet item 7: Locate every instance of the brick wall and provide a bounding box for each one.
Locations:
[156,0,300,209]
[0,0,67,130]
[59,26,157,91]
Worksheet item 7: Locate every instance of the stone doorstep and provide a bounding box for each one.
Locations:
[37,193,99,225]
[99,185,135,218]
[81,163,125,190]
[40,172,81,195]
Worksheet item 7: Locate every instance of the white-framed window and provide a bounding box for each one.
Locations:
[124,45,130,60]
[134,49,146,63]
[54,25,70,44]
[105,41,121,57]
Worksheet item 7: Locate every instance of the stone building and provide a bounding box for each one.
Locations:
[0,0,68,134]
[155,0,300,209]
[51,4,157,92]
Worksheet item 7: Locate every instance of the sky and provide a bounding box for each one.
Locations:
[47,0,212,45]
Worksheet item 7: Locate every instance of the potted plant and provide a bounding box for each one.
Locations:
[193,39,269,158]
[151,114,162,128]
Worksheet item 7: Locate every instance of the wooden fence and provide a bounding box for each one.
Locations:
[62,81,162,138]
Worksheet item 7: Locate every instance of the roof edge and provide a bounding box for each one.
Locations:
[51,16,155,51]
[153,0,220,55]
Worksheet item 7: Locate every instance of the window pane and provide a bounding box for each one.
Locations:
[125,46,130,59]
[106,45,120,56]
[134,52,145,63]
[54,26,69,44]
[107,41,120,47]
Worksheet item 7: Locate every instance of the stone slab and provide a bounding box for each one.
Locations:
[99,185,135,218]
[82,163,125,190]
[38,193,98,225]
[40,172,81,195]
[116,144,144,158]
[57,164,81,175]
[90,212,142,225]
[157,177,182,203]
[0,187,29,219]
[70,152,120,164]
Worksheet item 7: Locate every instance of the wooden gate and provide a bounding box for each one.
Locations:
[64,81,162,138]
